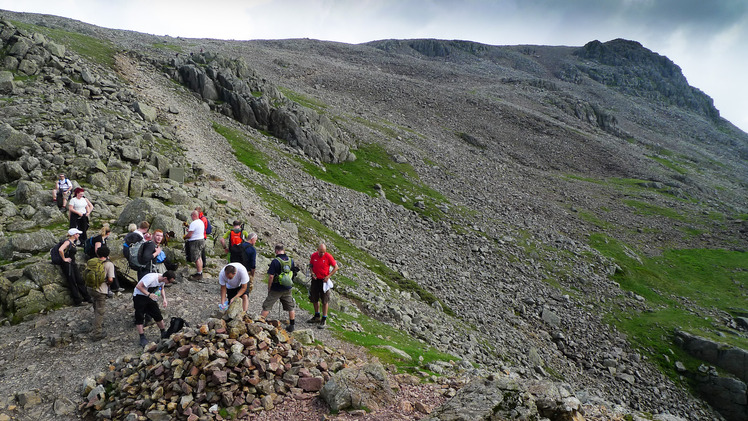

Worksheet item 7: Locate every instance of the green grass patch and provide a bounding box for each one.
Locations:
[648,155,689,175]
[577,209,614,230]
[298,143,447,220]
[13,21,117,68]
[351,116,399,138]
[277,87,327,112]
[590,233,748,381]
[291,285,459,374]
[236,173,454,317]
[213,122,277,178]
[152,42,183,53]
[623,199,685,221]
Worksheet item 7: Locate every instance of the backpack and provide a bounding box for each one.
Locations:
[275,256,294,287]
[122,231,142,260]
[163,317,189,338]
[128,239,147,270]
[50,239,67,265]
[83,236,96,259]
[229,229,244,247]
[83,258,107,288]
[205,218,213,235]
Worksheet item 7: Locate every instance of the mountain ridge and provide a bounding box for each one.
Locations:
[0,9,746,421]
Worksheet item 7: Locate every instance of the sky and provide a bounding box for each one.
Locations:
[1,0,747,133]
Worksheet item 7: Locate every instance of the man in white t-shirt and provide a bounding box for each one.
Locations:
[133,270,176,347]
[183,210,205,280]
[219,262,251,312]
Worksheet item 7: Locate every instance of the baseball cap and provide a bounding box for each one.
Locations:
[68,228,83,236]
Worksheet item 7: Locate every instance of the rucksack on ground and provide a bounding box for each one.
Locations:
[83,257,106,288]
[163,317,189,338]
[275,256,294,287]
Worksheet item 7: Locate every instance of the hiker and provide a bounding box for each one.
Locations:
[85,245,115,341]
[220,220,249,264]
[85,224,124,294]
[52,173,73,209]
[195,206,210,269]
[124,221,149,246]
[139,229,167,276]
[55,228,92,306]
[85,224,111,259]
[218,262,251,312]
[307,242,339,329]
[183,210,205,280]
[68,187,93,245]
[133,270,177,347]
[260,244,296,333]
[243,232,257,283]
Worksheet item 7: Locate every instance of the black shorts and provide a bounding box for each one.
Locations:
[227,286,248,301]
[133,294,163,325]
[309,277,330,304]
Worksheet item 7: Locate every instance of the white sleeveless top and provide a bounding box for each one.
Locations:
[69,197,87,214]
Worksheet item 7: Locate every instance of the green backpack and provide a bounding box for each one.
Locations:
[274,256,294,287]
[84,257,106,289]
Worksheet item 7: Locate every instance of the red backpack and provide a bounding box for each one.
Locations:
[229,229,244,246]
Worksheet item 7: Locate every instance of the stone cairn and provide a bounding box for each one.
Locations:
[80,302,351,420]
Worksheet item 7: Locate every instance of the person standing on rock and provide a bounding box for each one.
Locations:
[183,211,205,280]
[68,187,93,245]
[218,262,251,312]
[260,244,296,333]
[307,242,339,329]
[88,245,115,341]
[195,206,210,267]
[57,228,93,306]
[133,270,176,347]
[220,220,249,264]
[52,173,73,210]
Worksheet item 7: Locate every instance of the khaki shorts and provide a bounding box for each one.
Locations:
[186,239,205,263]
[262,289,295,312]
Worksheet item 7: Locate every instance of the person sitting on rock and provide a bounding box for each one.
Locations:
[68,187,93,245]
[133,270,176,347]
[219,262,251,312]
[57,228,93,306]
[52,173,73,210]
[260,244,296,333]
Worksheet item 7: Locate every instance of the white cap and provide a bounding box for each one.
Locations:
[68,228,83,236]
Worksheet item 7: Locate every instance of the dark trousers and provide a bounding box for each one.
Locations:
[69,215,89,244]
[60,260,91,304]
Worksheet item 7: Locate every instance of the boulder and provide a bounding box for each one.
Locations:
[23,261,67,287]
[0,70,15,94]
[10,229,57,255]
[46,41,65,58]
[0,123,39,159]
[106,168,132,196]
[0,196,18,218]
[134,102,157,122]
[320,362,395,412]
[116,197,174,227]
[12,289,47,320]
[426,376,532,421]
[0,161,27,183]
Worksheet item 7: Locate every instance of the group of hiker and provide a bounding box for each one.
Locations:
[48,182,340,346]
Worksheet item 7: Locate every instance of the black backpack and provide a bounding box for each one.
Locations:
[162,317,189,338]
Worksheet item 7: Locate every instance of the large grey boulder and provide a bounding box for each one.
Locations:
[133,102,157,122]
[0,196,18,218]
[0,123,39,159]
[12,289,48,320]
[107,167,132,196]
[116,197,174,227]
[46,41,65,58]
[23,261,67,288]
[320,362,395,412]
[675,330,748,382]
[10,229,57,255]
[0,161,27,182]
[426,376,536,421]
[0,70,15,94]
[14,180,44,206]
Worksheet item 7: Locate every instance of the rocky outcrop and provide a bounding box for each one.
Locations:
[162,54,353,163]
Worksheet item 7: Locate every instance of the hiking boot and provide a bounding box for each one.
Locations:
[307,315,321,324]
[139,336,148,347]
[189,273,203,280]
[317,318,327,329]
[285,324,295,333]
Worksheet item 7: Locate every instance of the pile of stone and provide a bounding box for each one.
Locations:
[80,302,352,420]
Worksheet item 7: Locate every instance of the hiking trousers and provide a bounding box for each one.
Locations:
[60,260,91,305]
[89,289,107,336]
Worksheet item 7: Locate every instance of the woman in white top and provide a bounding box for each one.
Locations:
[68,187,94,245]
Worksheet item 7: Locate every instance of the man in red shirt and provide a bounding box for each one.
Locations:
[308,243,338,329]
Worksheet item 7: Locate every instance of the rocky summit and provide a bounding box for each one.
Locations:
[0,8,746,421]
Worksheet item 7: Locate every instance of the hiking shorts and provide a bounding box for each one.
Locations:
[133,294,164,325]
[227,285,249,301]
[309,277,330,305]
[186,239,205,263]
[262,289,295,312]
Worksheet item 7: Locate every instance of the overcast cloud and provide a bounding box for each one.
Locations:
[1,0,746,133]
